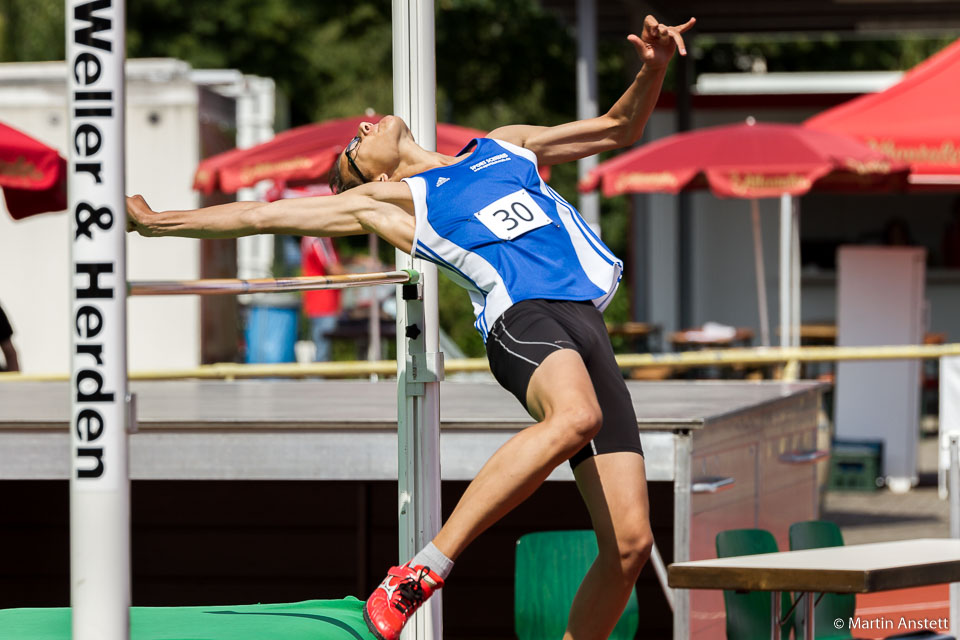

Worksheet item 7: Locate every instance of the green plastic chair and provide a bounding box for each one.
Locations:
[716,529,794,640]
[789,520,855,640]
[790,521,955,640]
[514,530,639,640]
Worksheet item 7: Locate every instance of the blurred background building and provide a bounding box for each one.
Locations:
[0,59,275,372]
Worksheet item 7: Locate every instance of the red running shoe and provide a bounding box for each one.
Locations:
[363,561,444,640]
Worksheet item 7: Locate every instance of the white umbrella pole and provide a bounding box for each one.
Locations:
[750,199,771,347]
[791,198,801,348]
[779,194,792,347]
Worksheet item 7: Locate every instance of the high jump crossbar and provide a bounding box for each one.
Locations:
[127,269,419,296]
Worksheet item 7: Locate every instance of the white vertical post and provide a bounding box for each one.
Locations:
[392,2,443,639]
[576,0,600,237]
[951,434,960,640]
[942,356,960,497]
[67,1,130,638]
[236,79,276,300]
[942,355,960,636]
[749,199,770,347]
[779,194,791,348]
[791,199,801,347]
[672,436,692,640]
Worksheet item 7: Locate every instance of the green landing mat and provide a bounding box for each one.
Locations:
[0,598,378,640]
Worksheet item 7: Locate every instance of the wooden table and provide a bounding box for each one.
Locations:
[669,328,756,379]
[668,538,960,640]
[670,327,755,349]
[784,324,947,346]
[606,321,661,352]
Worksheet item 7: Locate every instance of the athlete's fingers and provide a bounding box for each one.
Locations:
[641,15,663,44]
[670,30,687,56]
[642,14,659,34]
[125,194,156,236]
[632,16,691,56]
[626,33,647,56]
[640,17,668,47]
[674,17,696,34]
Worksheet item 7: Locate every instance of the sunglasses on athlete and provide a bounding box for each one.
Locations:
[345,135,370,184]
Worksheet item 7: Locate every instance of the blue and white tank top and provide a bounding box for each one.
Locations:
[402,137,622,342]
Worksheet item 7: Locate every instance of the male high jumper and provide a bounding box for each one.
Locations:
[127,15,693,640]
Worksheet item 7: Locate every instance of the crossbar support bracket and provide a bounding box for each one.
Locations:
[402,281,444,395]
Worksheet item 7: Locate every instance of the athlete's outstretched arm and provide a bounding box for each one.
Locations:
[488,15,694,166]
[126,182,416,253]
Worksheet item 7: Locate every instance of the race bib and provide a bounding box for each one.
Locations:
[473,189,552,240]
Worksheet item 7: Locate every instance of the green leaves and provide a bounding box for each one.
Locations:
[0,0,65,61]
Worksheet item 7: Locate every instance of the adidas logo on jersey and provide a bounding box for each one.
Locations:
[436,177,450,187]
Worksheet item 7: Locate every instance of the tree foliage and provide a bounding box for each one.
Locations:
[2,0,953,355]
[0,0,64,61]
[125,0,397,124]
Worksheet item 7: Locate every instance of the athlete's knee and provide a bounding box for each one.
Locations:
[601,523,653,581]
[622,531,653,578]
[568,403,603,442]
[548,403,602,456]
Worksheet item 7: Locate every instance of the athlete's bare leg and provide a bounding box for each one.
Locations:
[565,452,652,640]
[431,349,602,559]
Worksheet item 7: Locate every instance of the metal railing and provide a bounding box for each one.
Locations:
[4,343,958,383]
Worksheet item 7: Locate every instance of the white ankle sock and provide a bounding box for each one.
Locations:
[411,542,454,580]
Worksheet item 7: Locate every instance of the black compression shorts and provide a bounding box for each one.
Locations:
[485,299,643,469]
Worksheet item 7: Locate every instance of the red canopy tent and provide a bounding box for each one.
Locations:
[806,38,960,187]
[0,121,67,220]
[194,115,500,195]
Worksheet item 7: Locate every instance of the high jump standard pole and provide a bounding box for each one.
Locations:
[392,1,444,639]
[64,5,442,639]
[67,0,131,638]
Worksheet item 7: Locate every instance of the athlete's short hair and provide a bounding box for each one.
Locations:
[329,154,362,195]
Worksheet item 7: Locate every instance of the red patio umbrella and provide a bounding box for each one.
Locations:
[806,38,960,187]
[579,119,910,346]
[580,120,908,198]
[194,115,491,195]
[0,121,67,220]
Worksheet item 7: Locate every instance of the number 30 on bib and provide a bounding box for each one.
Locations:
[473,189,553,240]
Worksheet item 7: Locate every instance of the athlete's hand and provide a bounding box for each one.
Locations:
[629,15,695,70]
[126,194,159,237]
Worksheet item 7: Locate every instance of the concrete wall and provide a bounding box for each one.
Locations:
[0,60,205,373]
